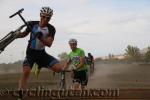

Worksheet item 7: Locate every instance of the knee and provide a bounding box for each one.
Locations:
[51,63,63,73]
[54,69,62,73]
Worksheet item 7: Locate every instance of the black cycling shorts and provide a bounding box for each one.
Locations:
[73,70,88,86]
[23,48,59,68]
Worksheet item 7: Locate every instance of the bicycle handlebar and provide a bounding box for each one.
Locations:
[9,8,24,18]
[9,8,31,31]
[0,8,30,54]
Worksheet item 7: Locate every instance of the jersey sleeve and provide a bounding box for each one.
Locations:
[68,52,71,59]
[25,21,39,33]
[80,49,85,57]
[47,24,56,39]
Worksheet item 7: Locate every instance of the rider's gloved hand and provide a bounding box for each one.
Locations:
[15,31,21,38]
[26,27,31,33]
[36,32,43,39]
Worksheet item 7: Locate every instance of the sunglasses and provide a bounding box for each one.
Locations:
[41,15,50,20]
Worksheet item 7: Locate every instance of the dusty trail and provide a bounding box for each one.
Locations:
[88,61,150,89]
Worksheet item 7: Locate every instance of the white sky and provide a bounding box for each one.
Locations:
[0,0,150,63]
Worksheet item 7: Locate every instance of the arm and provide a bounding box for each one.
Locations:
[40,24,56,47]
[63,59,72,70]
[39,36,53,47]
[17,31,29,38]
[76,57,85,70]
[17,21,33,38]
[75,49,86,70]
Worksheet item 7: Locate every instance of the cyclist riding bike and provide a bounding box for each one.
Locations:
[63,39,88,90]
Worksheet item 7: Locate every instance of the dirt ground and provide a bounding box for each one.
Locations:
[88,61,150,89]
[0,61,150,99]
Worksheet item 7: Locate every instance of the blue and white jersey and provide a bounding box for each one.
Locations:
[27,21,56,50]
[30,25,49,50]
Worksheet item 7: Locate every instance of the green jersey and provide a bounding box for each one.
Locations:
[69,48,87,71]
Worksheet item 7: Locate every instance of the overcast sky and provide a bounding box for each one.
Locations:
[0,0,150,63]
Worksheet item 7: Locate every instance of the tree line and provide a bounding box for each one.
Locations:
[125,45,150,62]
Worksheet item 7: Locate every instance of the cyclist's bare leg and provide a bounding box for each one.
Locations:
[91,63,94,76]
[53,71,56,76]
[90,63,94,77]
[92,63,94,73]
[50,63,63,73]
[89,64,93,77]
[18,66,31,90]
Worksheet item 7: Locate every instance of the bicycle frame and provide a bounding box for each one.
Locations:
[59,70,72,90]
[0,25,26,53]
[59,71,66,90]
[0,8,30,54]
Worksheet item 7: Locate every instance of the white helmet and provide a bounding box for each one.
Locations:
[68,38,77,44]
[40,7,53,16]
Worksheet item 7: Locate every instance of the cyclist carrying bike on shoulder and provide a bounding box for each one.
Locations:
[17,7,63,100]
[63,39,88,90]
